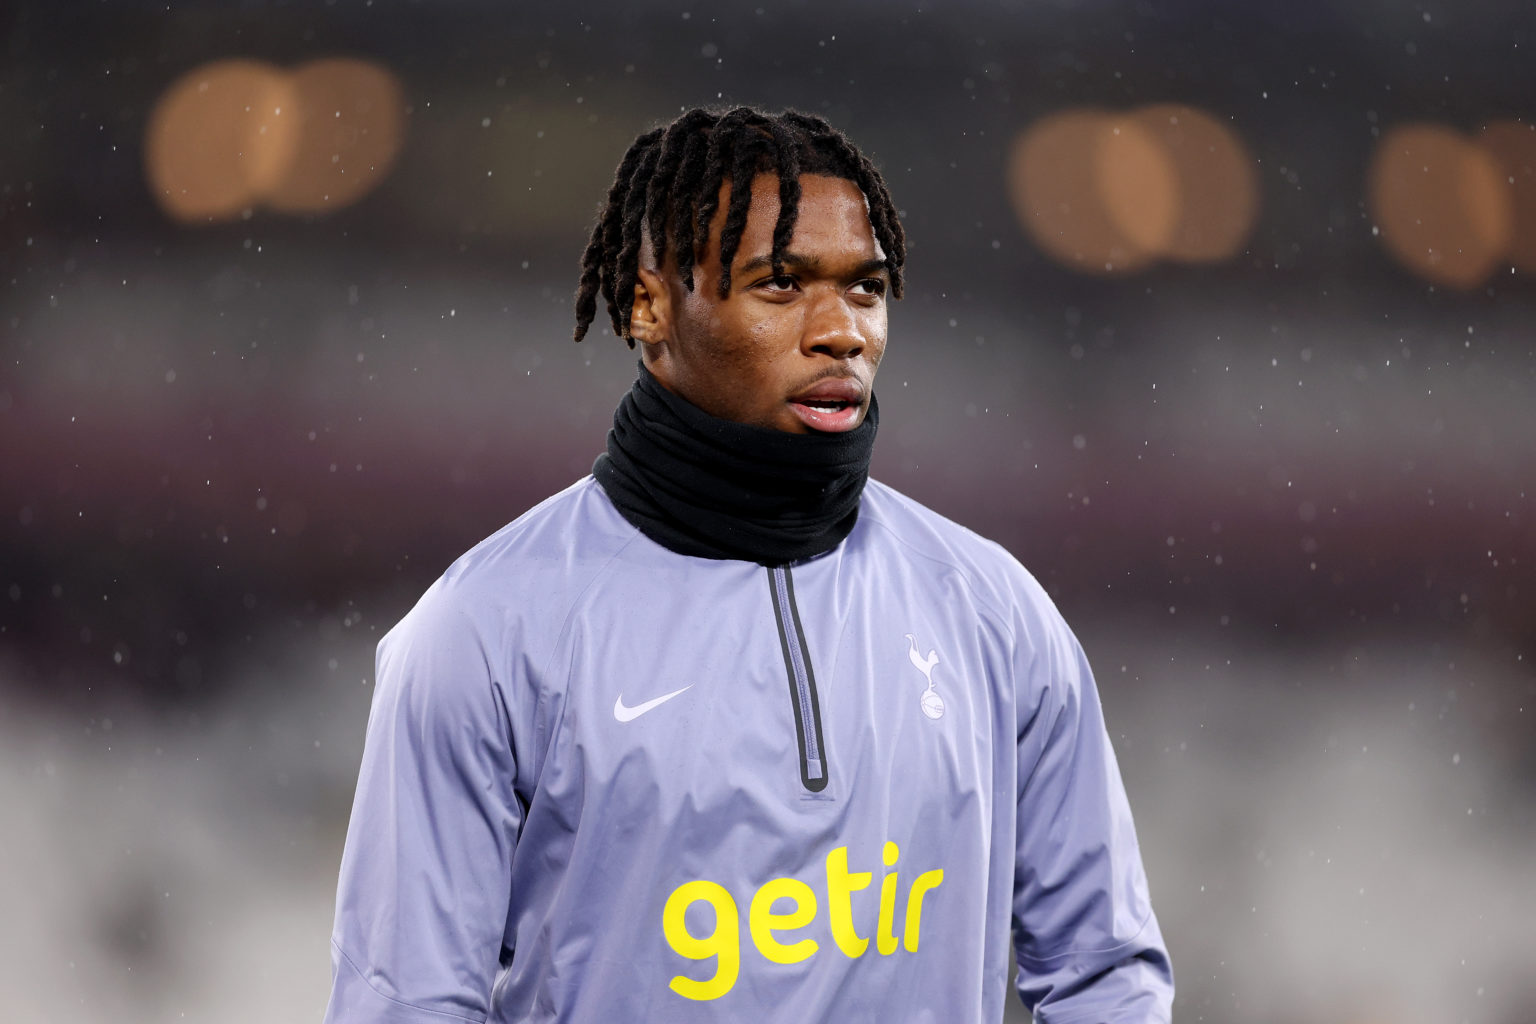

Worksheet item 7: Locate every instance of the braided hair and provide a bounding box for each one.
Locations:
[573,106,906,346]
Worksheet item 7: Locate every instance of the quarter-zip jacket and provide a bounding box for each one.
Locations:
[325,477,1173,1023]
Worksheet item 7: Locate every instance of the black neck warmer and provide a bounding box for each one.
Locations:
[592,363,878,565]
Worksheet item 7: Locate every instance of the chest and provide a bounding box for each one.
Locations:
[537,560,1000,821]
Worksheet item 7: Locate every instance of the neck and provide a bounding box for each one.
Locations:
[592,362,879,564]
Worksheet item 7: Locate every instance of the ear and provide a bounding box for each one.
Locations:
[629,266,674,350]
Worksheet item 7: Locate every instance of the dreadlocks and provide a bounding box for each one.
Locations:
[573,106,906,346]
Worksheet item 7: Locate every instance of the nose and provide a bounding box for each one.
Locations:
[801,292,866,360]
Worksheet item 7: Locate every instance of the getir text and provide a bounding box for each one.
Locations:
[661,841,944,1000]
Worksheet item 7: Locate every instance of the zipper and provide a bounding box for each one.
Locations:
[766,565,829,793]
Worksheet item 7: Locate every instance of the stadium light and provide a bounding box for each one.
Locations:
[1008,105,1258,275]
[144,60,298,223]
[145,58,404,223]
[1476,119,1536,276]
[1131,103,1258,264]
[1008,109,1163,274]
[263,59,405,214]
[1367,123,1512,289]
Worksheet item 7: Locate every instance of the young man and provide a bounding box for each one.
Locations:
[325,107,1173,1023]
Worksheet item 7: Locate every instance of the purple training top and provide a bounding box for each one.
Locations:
[324,476,1173,1023]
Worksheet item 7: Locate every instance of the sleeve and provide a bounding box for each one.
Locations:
[323,583,523,1024]
[1010,599,1174,1023]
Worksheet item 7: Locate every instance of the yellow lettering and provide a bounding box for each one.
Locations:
[662,880,740,1001]
[877,841,901,955]
[749,878,819,964]
[664,841,944,998]
[902,868,944,952]
[825,845,872,957]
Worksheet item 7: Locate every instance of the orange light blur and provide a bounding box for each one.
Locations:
[1477,119,1536,275]
[1096,116,1180,258]
[1132,104,1259,263]
[1368,124,1512,289]
[1009,105,1258,275]
[144,60,296,223]
[1008,110,1159,275]
[264,59,405,214]
[145,58,404,223]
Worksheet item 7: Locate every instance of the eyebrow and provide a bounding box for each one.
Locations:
[736,251,890,279]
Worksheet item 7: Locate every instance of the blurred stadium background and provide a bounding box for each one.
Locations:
[3,1,1534,1021]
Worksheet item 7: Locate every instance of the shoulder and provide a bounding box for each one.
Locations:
[856,480,1079,676]
[441,475,634,591]
[858,484,1089,721]
[381,477,638,672]
[857,479,1059,630]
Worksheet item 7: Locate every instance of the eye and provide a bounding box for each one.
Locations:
[852,278,888,297]
[753,274,799,298]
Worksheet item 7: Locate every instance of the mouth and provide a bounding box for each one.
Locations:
[787,378,867,433]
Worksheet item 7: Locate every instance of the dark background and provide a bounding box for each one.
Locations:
[3,2,1534,1021]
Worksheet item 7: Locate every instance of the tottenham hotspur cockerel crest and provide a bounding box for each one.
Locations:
[905,633,944,720]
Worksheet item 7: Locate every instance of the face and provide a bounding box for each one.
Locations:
[630,173,889,434]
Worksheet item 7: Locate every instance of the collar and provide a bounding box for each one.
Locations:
[592,362,878,565]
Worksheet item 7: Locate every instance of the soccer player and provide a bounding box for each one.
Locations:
[324,106,1174,1023]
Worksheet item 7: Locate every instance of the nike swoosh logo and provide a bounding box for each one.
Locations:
[613,685,693,723]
